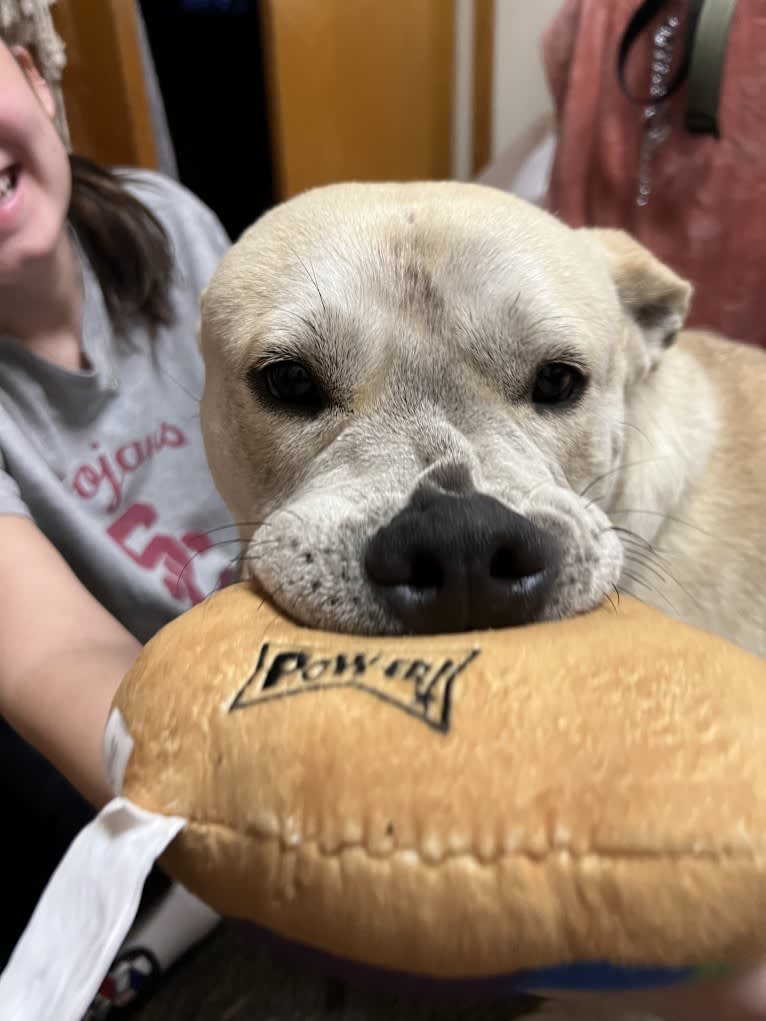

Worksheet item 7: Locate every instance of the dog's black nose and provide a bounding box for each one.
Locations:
[364,490,559,633]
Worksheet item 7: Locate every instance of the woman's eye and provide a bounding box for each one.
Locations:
[532,362,587,408]
[252,360,326,413]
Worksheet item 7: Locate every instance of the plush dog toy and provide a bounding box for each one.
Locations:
[3,583,766,1019]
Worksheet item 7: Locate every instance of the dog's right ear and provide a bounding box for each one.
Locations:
[581,228,693,370]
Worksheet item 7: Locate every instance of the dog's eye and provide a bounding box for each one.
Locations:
[256,360,326,412]
[532,363,586,408]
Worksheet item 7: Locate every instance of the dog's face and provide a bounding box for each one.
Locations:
[200,182,690,634]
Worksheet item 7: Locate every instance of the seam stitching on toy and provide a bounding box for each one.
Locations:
[179,817,759,867]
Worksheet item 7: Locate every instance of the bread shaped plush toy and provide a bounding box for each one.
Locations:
[3,582,766,1020]
[119,584,766,989]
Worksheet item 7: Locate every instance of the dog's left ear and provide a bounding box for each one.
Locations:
[581,227,693,359]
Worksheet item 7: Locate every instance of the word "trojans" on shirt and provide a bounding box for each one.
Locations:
[69,422,187,512]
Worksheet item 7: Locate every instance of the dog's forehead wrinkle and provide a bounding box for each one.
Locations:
[221,211,610,396]
[401,260,443,314]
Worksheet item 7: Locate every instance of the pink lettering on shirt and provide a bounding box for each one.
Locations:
[66,420,236,609]
[70,422,188,512]
[108,501,237,606]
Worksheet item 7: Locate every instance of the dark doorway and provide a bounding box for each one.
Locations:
[139,0,275,242]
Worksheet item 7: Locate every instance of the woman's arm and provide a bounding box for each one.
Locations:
[0,516,141,806]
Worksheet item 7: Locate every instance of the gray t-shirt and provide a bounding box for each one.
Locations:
[0,171,237,643]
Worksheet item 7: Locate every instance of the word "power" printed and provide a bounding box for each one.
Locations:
[228,642,482,732]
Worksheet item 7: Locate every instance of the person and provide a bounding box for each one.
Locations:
[0,14,238,1012]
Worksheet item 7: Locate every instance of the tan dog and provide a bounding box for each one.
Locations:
[199,183,765,1019]
[199,181,765,665]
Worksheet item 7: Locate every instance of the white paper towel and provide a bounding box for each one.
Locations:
[0,798,186,1021]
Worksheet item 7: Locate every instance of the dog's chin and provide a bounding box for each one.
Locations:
[246,567,620,637]
[246,570,407,636]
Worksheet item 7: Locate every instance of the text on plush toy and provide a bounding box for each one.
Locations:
[228,642,481,733]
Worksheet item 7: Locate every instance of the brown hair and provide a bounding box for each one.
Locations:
[68,155,175,333]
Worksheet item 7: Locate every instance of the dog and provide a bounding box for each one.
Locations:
[198,182,765,1021]
[199,180,765,662]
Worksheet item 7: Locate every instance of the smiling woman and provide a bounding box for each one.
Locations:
[0,41,173,334]
[0,2,240,1010]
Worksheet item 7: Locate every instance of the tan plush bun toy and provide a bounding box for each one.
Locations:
[3,582,766,1021]
[110,582,766,995]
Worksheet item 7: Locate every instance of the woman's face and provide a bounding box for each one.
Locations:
[0,43,71,282]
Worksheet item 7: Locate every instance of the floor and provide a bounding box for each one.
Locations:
[132,923,542,1021]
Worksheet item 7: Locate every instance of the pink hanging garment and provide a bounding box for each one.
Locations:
[542,0,766,349]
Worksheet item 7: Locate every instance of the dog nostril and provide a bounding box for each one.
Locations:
[490,546,535,581]
[409,552,443,589]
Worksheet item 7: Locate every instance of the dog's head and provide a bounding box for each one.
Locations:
[199,182,690,634]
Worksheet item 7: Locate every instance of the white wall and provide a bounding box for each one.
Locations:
[490,0,562,160]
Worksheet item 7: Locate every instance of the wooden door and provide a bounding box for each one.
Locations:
[52,0,157,169]
[261,0,456,200]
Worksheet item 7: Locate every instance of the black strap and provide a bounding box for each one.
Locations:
[617,0,705,106]
[684,0,740,136]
